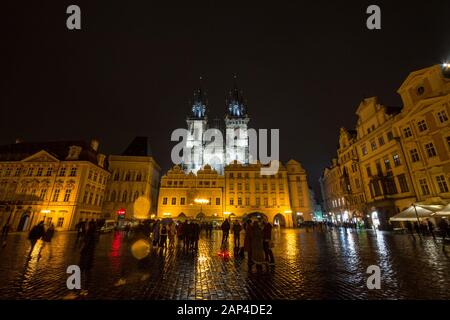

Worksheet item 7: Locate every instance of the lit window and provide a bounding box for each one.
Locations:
[361,145,368,155]
[393,154,401,166]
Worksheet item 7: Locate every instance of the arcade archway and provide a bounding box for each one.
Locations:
[273,213,286,227]
[243,212,267,223]
[17,212,30,231]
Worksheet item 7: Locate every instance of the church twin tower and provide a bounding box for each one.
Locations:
[184,80,250,175]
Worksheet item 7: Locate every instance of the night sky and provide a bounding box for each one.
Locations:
[1,1,449,199]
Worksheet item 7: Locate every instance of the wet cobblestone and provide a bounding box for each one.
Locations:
[0,228,449,299]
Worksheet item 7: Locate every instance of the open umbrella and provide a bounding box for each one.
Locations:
[436,203,450,217]
[390,205,441,222]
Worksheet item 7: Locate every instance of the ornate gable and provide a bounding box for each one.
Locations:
[21,150,59,163]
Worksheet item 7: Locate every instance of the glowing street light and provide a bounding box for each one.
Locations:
[284,210,292,214]
[194,198,209,216]
[40,209,51,214]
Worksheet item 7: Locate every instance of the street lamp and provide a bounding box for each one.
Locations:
[194,198,209,216]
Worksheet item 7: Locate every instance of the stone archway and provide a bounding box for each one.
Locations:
[243,212,267,223]
[196,212,205,220]
[273,213,286,227]
[177,212,187,222]
[17,212,30,231]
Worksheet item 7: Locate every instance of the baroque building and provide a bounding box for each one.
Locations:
[320,64,450,229]
[0,139,109,231]
[102,137,161,224]
[157,160,313,227]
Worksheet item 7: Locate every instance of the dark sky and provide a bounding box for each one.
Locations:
[1,0,449,199]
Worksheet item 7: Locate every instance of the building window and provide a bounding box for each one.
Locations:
[39,189,47,200]
[397,174,409,193]
[417,120,428,132]
[122,191,127,203]
[375,161,383,175]
[46,167,53,176]
[89,192,94,204]
[424,143,437,158]
[162,197,168,205]
[245,183,249,191]
[256,197,260,206]
[419,178,430,196]
[361,145,368,155]
[53,189,60,202]
[238,197,242,206]
[384,158,391,171]
[262,183,267,191]
[403,127,412,138]
[393,154,401,166]
[370,140,377,151]
[237,183,242,191]
[110,191,116,202]
[245,197,250,206]
[216,198,220,205]
[378,136,385,146]
[26,168,33,176]
[229,183,234,191]
[36,168,43,176]
[136,173,142,181]
[272,198,276,206]
[229,198,234,205]
[366,166,372,177]
[95,195,99,206]
[437,110,448,123]
[84,191,89,203]
[125,172,130,181]
[64,189,72,202]
[446,136,450,150]
[69,167,77,177]
[263,198,268,206]
[169,197,175,205]
[355,178,360,189]
[57,217,64,228]
[387,131,394,141]
[180,197,185,205]
[410,149,420,162]
[435,175,449,193]
[114,173,119,181]
[59,167,66,177]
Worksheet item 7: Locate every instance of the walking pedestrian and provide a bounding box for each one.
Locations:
[232,220,242,248]
[244,220,253,266]
[427,219,436,240]
[221,218,230,247]
[168,222,176,248]
[28,221,45,256]
[405,221,415,241]
[42,223,55,256]
[159,223,168,248]
[262,218,275,265]
[193,222,200,251]
[75,219,86,242]
[251,220,265,270]
[438,218,449,249]
[152,220,160,247]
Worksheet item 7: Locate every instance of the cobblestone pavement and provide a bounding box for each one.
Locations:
[0,228,449,300]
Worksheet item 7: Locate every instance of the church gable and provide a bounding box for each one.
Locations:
[21,150,60,163]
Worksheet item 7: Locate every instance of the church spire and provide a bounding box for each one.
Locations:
[190,76,207,119]
[226,75,247,118]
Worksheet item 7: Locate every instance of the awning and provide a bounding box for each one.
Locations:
[436,203,450,217]
[389,205,443,222]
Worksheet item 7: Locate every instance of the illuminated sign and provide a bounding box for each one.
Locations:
[117,208,126,215]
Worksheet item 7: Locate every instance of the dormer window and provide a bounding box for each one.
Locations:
[417,86,425,95]
[417,120,428,132]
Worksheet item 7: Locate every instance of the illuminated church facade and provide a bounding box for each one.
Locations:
[184,82,250,175]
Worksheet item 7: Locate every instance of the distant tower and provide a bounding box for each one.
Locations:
[225,76,250,165]
[185,84,208,174]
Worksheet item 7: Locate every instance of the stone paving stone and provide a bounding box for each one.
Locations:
[0,228,449,299]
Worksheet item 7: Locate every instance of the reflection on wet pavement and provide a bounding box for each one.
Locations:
[0,228,449,299]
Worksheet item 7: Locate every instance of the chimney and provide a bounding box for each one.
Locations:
[90,139,99,152]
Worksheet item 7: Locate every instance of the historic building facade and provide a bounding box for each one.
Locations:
[320,64,450,229]
[157,160,313,227]
[102,137,161,223]
[0,139,110,231]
